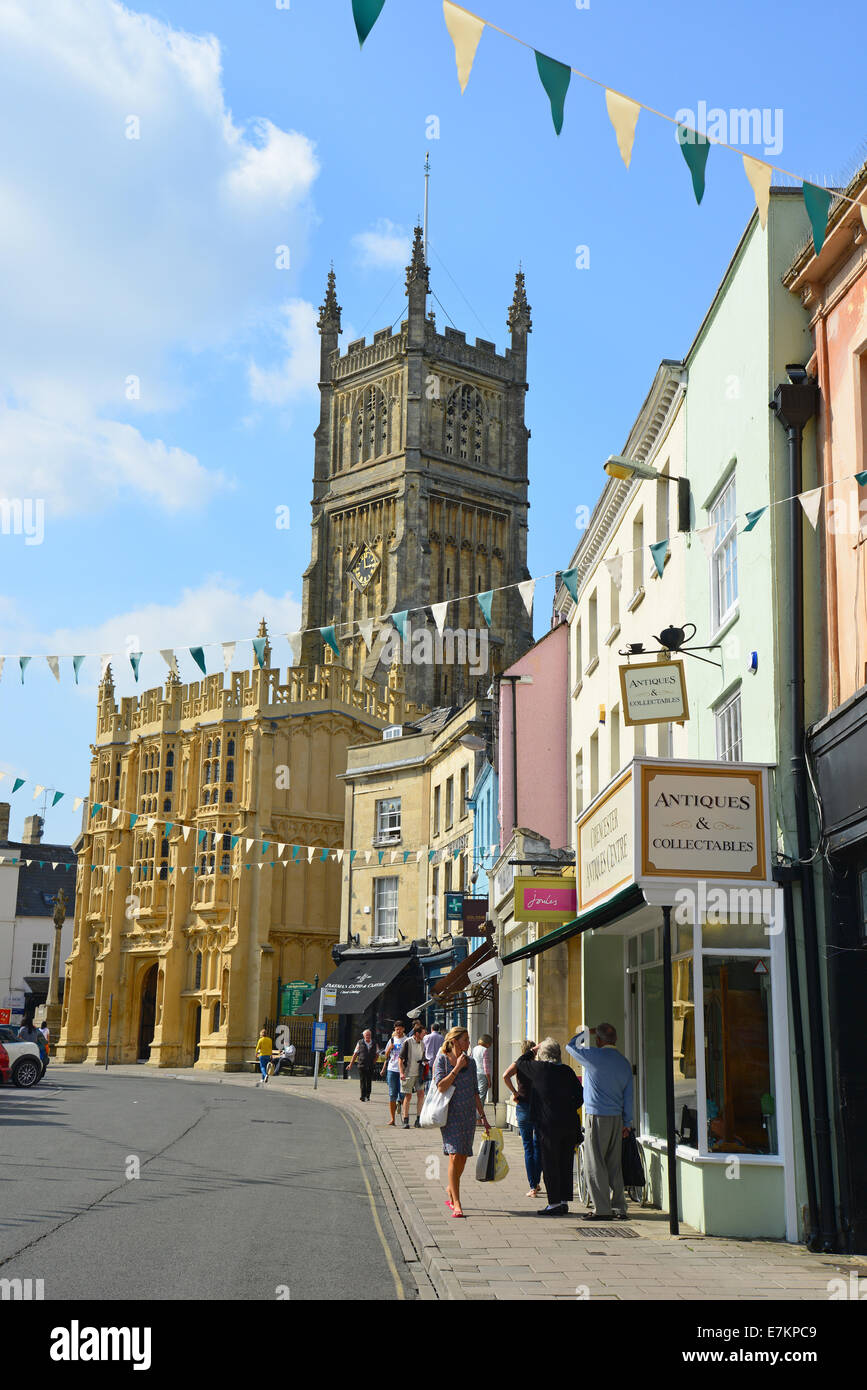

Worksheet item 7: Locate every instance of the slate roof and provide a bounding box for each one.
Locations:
[0,841,77,918]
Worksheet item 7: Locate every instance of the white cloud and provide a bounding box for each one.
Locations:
[248,300,320,406]
[352,218,410,270]
[0,0,320,514]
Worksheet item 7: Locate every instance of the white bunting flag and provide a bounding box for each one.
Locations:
[742,154,772,230]
[357,619,375,652]
[0,658,4,684]
[179,866,187,875]
[388,850,398,864]
[111,807,122,824]
[257,862,265,871]
[147,817,157,832]
[443,1,484,94]
[307,847,316,863]
[431,601,449,636]
[182,824,192,842]
[798,487,823,529]
[73,797,83,811]
[416,849,424,863]
[365,850,372,864]
[287,633,303,667]
[518,579,536,619]
[603,554,624,589]
[605,89,641,169]
[336,848,344,863]
[246,838,254,852]
[33,784,45,800]
[52,862,58,871]
[695,524,716,559]
[490,844,497,856]
[46,656,60,682]
[222,642,236,673]
[277,843,286,859]
[160,649,179,677]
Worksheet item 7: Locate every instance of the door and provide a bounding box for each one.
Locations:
[138,965,158,1061]
[192,1005,202,1064]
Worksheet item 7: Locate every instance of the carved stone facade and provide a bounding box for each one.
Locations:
[55,631,419,1070]
[302,234,534,708]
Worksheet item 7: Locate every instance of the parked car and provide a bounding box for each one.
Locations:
[0,1026,43,1087]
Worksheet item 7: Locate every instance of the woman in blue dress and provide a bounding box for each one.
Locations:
[433,1026,491,1218]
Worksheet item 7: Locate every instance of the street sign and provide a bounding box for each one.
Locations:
[0,1009,10,1025]
[279,980,312,1016]
[322,987,337,1008]
[445,891,464,921]
[461,896,489,935]
[619,659,689,726]
[312,1021,327,1052]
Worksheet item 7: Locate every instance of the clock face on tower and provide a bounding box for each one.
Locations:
[347,542,380,592]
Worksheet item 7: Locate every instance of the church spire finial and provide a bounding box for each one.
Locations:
[507,267,532,335]
[256,617,272,667]
[317,263,341,333]
[406,225,429,294]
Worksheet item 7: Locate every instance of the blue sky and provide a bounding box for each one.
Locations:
[0,0,863,847]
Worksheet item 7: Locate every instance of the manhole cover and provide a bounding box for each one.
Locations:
[573,1224,640,1238]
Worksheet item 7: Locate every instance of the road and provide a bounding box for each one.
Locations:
[0,1069,413,1300]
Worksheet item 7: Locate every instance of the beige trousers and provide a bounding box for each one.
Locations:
[585,1114,626,1216]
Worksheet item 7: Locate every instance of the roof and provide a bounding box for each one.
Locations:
[0,842,77,917]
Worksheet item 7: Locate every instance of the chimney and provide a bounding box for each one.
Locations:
[22,814,44,845]
[0,802,9,841]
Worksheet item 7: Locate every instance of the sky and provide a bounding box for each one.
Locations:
[0,0,864,848]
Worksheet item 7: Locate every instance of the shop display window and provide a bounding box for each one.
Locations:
[703,956,775,1155]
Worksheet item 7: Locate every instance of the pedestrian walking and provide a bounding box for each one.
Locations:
[347,1028,378,1101]
[472,1034,493,1113]
[256,1028,273,1083]
[503,1039,543,1197]
[423,1020,444,1091]
[380,1020,407,1126]
[399,1021,427,1128]
[39,1022,51,1056]
[432,1026,491,1218]
[566,1022,634,1220]
[516,1038,583,1216]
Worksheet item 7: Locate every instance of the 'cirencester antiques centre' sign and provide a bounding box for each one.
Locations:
[619,659,689,726]
[576,759,773,912]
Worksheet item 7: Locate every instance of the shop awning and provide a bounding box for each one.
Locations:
[501,884,646,964]
[293,952,411,1015]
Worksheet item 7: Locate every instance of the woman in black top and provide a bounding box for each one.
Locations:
[516,1037,583,1216]
[504,1040,543,1197]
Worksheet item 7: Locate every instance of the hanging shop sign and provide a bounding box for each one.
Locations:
[619,659,689,726]
[445,891,464,921]
[461,896,490,935]
[576,768,635,912]
[513,875,578,923]
[639,762,769,883]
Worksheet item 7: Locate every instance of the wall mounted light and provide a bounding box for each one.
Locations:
[603,455,691,532]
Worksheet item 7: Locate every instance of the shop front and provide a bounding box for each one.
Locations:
[503,758,800,1241]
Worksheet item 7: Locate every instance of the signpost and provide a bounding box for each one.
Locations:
[280,980,313,1017]
[312,988,336,1091]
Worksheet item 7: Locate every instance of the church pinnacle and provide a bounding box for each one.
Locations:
[317,265,341,333]
[405,225,429,293]
[256,617,272,667]
[507,267,532,335]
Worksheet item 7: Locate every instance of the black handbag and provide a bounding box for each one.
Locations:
[475,1136,498,1182]
[621,1128,646,1186]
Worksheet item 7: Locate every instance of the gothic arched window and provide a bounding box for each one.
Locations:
[445,385,484,464]
[354,386,387,464]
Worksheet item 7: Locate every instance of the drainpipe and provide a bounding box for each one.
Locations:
[773,865,818,1244]
[770,371,837,1251]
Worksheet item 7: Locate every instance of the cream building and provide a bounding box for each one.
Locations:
[56,630,418,1069]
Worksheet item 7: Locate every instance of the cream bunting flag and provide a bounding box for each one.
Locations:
[443,1,485,94]
[390,850,399,864]
[518,578,536,619]
[160,649,179,677]
[605,90,640,169]
[147,817,157,832]
[798,487,823,529]
[111,807,122,823]
[336,848,344,863]
[180,866,187,875]
[246,838,255,852]
[182,824,192,842]
[365,850,372,864]
[257,862,265,871]
[73,797,83,811]
[357,619,375,652]
[695,524,716,559]
[222,641,235,673]
[603,554,624,589]
[46,656,60,683]
[33,784,45,800]
[287,633,303,667]
[416,849,424,863]
[742,154,772,230]
[307,846,316,863]
[277,843,287,859]
[431,601,449,636]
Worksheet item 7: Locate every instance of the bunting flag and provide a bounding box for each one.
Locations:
[190,646,207,676]
[245,838,254,852]
[443,1,484,93]
[695,524,717,559]
[517,579,535,619]
[52,791,63,807]
[293,845,301,860]
[252,636,267,669]
[678,128,711,205]
[164,821,172,834]
[129,652,142,682]
[349,850,357,864]
[46,656,60,683]
[377,850,385,865]
[197,829,207,844]
[73,797,83,811]
[798,487,823,529]
[320,626,340,658]
[605,90,640,169]
[429,850,436,862]
[73,655,84,684]
[743,507,767,533]
[743,154,772,230]
[855,471,867,486]
[231,835,239,849]
[603,554,624,589]
[0,657,4,684]
[431,601,449,636]
[802,183,833,255]
[261,841,270,854]
[320,849,329,862]
[336,848,344,863]
[111,807,122,824]
[307,847,316,863]
[352,0,386,47]
[357,619,375,652]
[561,568,578,604]
[390,849,399,864]
[416,849,424,863]
[534,51,570,135]
[287,632,303,666]
[222,642,235,672]
[161,649,178,677]
[33,784,44,800]
[129,813,139,828]
[20,656,31,684]
[649,538,669,577]
[13,778,25,793]
[390,610,410,642]
[91,803,101,818]
[182,825,192,841]
[476,590,493,627]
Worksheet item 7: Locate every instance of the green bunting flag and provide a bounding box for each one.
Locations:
[855,471,867,486]
[252,637,267,669]
[320,848,329,862]
[349,850,357,864]
[129,652,142,682]
[231,835,239,849]
[262,842,270,854]
[165,822,173,835]
[129,813,139,828]
[73,655,84,684]
[197,829,206,844]
[377,850,385,864]
[743,507,767,532]
[535,51,570,135]
[20,656,30,684]
[320,626,340,658]
[12,777,24,793]
[477,591,494,627]
[403,851,411,863]
[561,568,579,603]
[802,183,833,255]
[52,791,64,806]
[91,803,101,818]
[190,646,207,675]
[390,610,410,642]
[649,538,669,577]
[292,845,301,860]
[677,127,711,205]
[352,0,386,47]
[429,850,436,862]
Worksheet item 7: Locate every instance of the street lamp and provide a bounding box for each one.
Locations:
[603,455,691,533]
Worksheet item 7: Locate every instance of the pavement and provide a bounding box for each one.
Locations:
[42,1063,866,1302]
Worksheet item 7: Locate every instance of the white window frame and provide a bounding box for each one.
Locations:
[31,942,49,974]
[715,690,743,762]
[709,475,738,633]
[375,796,401,842]
[374,877,399,940]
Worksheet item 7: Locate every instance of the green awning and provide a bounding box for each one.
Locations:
[501,883,646,964]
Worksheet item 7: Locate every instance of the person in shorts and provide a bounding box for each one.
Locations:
[380,1020,407,1126]
[399,1021,427,1129]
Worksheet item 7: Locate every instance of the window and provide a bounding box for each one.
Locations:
[575,751,584,815]
[610,704,621,779]
[433,785,441,837]
[374,877,399,939]
[703,957,773,1154]
[710,475,738,630]
[445,385,484,463]
[609,564,620,630]
[445,776,454,829]
[460,765,470,819]
[431,867,440,929]
[194,952,202,989]
[573,619,582,685]
[587,591,598,665]
[589,731,599,801]
[715,691,743,762]
[165,770,173,792]
[375,797,401,840]
[632,510,644,596]
[31,942,49,974]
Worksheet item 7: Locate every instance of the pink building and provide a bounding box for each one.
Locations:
[497,620,570,850]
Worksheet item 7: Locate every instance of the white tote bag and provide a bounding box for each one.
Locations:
[420,1077,453,1128]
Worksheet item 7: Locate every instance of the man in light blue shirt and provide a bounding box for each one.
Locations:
[566,1022,633,1220]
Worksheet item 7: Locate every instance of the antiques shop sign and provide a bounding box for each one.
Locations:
[640,763,768,882]
[619,659,689,726]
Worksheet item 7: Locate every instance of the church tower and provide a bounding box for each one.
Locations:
[301,232,533,710]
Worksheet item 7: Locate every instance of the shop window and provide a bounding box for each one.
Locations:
[672,957,697,1146]
[640,927,658,964]
[704,956,774,1154]
[702,918,767,949]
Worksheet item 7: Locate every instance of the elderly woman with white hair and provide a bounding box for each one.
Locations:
[516,1037,584,1216]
